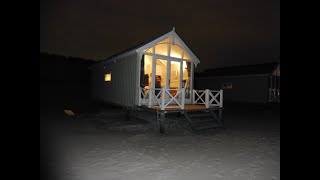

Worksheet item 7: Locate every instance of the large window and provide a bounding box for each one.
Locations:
[140,55,153,88]
[170,61,180,89]
[155,59,168,88]
[143,37,191,61]
[141,36,193,100]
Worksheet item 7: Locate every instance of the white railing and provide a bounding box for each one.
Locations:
[269,88,280,102]
[139,87,185,110]
[139,87,223,109]
[193,89,223,108]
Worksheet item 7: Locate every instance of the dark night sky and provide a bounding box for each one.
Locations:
[40,0,280,71]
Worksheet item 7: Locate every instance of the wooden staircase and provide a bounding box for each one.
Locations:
[183,108,224,132]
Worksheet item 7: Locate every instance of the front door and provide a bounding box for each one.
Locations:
[153,58,191,104]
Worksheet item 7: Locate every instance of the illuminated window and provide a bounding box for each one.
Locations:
[155,43,169,56]
[170,44,183,59]
[105,73,111,82]
[183,51,191,60]
[143,37,191,59]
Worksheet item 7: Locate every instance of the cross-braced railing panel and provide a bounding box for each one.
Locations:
[269,88,280,102]
[139,87,185,110]
[193,90,206,104]
[193,89,223,108]
[163,89,184,108]
[208,90,222,107]
[139,87,149,105]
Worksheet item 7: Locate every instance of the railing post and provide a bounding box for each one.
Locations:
[205,89,209,108]
[181,88,185,109]
[268,88,271,102]
[138,88,141,106]
[193,90,196,104]
[148,88,152,108]
[219,90,223,108]
[161,87,165,110]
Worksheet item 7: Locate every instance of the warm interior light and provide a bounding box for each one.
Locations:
[170,52,182,59]
[155,44,169,56]
[171,61,180,65]
[105,73,111,81]
[183,61,187,70]
[183,52,191,60]
[170,44,183,59]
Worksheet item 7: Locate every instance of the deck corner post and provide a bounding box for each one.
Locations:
[138,87,141,106]
[161,87,165,110]
[181,88,185,109]
[219,90,223,107]
[192,90,196,104]
[159,111,166,134]
[205,89,210,108]
[148,88,152,108]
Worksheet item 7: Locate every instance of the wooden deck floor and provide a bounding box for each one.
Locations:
[139,104,222,112]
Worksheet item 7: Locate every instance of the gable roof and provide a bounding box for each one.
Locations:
[196,62,280,78]
[95,28,200,67]
[101,32,168,62]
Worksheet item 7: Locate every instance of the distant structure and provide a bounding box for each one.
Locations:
[40,53,94,111]
[195,62,280,103]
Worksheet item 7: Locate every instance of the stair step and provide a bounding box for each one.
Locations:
[193,123,222,130]
[190,118,217,123]
[183,110,223,132]
[189,113,212,118]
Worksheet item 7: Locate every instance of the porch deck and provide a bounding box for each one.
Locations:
[138,88,224,133]
[139,104,223,113]
[137,104,224,134]
[139,88,223,111]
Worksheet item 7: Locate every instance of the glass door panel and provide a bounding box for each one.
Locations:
[155,59,167,97]
[169,60,181,98]
[183,61,191,99]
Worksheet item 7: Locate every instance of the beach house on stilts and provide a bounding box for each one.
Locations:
[89,28,224,133]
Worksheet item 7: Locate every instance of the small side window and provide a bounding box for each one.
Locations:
[105,73,111,82]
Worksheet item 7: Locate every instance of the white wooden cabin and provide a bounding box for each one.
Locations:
[89,28,223,111]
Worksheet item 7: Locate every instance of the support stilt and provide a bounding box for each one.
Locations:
[158,111,166,134]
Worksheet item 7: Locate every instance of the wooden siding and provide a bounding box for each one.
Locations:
[91,53,138,108]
